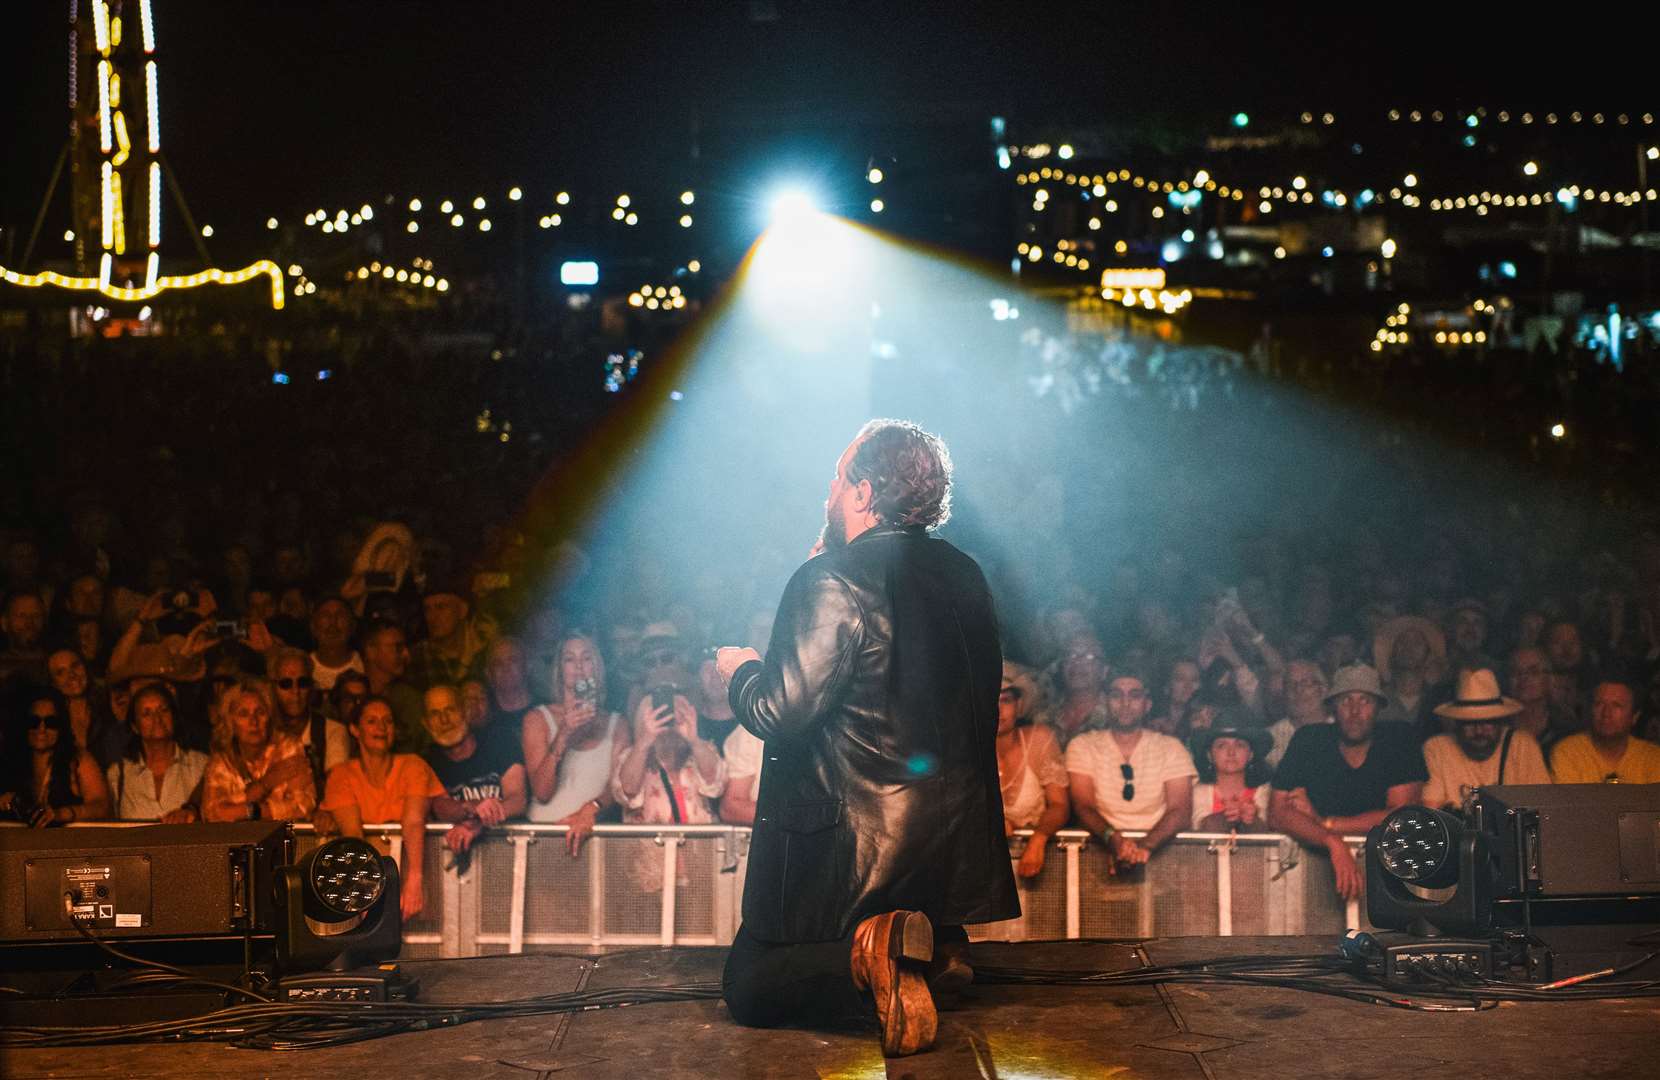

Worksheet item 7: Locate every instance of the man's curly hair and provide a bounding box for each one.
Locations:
[845,419,953,529]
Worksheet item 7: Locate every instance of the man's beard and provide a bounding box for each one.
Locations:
[1458,735,1499,761]
[654,731,692,771]
[820,499,848,551]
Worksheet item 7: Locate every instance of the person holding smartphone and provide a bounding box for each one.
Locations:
[610,685,724,828]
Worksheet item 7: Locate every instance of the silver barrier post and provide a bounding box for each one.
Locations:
[589,834,606,948]
[1059,834,1085,939]
[658,833,682,946]
[1210,837,1234,937]
[508,833,531,954]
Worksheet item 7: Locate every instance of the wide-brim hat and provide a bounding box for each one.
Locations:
[1001,661,1043,718]
[1189,715,1273,764]
[1373,615,1447,684]
[1324,662,1387,705]
[1433,668,1523,722]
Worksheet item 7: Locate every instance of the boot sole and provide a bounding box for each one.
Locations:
[888,910,935,964]
[881,911,936,1056]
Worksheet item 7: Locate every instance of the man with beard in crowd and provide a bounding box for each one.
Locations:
[422,683,527,856]
[1422,669,1551,810]
[715,420,1015,1057]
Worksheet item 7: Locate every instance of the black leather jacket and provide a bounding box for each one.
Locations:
[729,524,1018,942]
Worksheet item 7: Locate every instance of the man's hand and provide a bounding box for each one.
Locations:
[714,647,761,687]
[1110,833,1150,867]
[1327,836,1362,901]
[444,819,482,853]
[471,796,508,827]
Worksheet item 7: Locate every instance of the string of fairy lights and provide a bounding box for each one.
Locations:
[0,0,285,309]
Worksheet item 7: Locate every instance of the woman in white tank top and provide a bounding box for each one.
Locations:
[522,634,628,854]
[996,662,1071,879]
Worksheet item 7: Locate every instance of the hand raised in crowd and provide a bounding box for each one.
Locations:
[245,619,277,654]
[180,621,218,658]
[631,693,677,743]
[714,647,761,687]
[137,589,171,625]
[672,693,699,742]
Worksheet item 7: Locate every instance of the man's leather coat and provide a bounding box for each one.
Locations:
[729,524,1019,942]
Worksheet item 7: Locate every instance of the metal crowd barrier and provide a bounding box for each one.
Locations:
[288,824,1372,958]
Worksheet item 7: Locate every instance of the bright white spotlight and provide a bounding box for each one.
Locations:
[767,186,820,227]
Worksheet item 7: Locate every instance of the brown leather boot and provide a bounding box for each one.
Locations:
[849,910,937,1056]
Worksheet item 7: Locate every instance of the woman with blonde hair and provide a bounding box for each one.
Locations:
[201,677,317,822]
[522,633,627,854]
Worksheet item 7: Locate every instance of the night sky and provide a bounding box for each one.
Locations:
[2,1,1653,255]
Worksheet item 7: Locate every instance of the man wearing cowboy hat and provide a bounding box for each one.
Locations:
[1422,668,1551,811]
[1268,663,1427,901]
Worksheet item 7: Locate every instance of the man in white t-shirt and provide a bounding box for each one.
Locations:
[1067,667,1197,867]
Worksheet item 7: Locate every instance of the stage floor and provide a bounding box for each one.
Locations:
[4,936,1656,1079]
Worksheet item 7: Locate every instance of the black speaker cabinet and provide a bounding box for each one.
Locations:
[0,822,291,945]
[1479,784,1660,898]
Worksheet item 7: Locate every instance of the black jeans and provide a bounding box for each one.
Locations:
[721,921,969,1030]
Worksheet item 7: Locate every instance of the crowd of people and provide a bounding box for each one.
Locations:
[2,493,1657,914]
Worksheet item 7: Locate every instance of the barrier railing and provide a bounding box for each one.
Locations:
[286,823,1372,958]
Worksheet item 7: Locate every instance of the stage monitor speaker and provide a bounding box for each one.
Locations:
[0,822,291,946]
[1479,783,1660,898]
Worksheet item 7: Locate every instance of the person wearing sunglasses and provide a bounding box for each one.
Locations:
[1,686,112,826]
[1066,666,1197,869]
[267,646,349,789]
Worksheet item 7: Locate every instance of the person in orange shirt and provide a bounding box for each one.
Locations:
[323,695,445,921]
